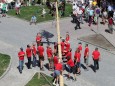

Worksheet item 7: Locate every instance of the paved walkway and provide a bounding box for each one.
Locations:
[0,16,115,86]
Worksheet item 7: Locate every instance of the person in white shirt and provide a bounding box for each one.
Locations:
[77,7,83,24]
[15,1,21,15]
[42,8,46,18]
[0,2,3,14]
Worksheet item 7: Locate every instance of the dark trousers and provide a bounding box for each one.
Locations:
[94,59,99,71]
[75,18,81,29]
[33,55,36,67]
[27,57,31,69]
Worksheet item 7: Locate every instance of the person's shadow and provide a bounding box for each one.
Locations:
[81,63,87,70]
[89,64,95,72]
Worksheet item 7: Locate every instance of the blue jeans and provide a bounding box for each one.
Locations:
[19,60,24,72]
[33,55,36,67]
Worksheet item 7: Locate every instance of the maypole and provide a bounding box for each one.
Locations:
[55,1,64,86]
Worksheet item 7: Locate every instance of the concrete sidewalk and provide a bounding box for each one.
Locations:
[0,16,115,86]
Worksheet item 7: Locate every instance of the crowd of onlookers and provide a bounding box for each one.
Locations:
[71,0,115,34]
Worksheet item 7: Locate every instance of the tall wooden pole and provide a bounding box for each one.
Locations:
[55,2,64,86]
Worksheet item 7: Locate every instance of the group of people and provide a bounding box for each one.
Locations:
[71,0,115,34]
[18,32,101,86]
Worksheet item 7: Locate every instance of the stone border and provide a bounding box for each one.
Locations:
[0,56,12,80]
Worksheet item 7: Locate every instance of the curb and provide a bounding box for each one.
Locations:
[0,55,12,80]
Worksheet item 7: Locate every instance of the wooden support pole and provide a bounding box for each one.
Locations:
[55,2,64,86]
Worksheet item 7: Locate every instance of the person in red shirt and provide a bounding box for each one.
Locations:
[26,44,32,69]
[36,33,42,46]
[74,48,81,74]
[53,53,58,68]
[66,48,72,59]
[18,47,25,74]
[78,42,82,52]
[54,42,58,54]
[61,39,65,54]
[66,56,77,81]
[108,16,114,34]
[37,43,44,70]
[65,32,70,42]
[92,48,100,72]
[46,45,53,70]
[64,41,70,53]
[32,43,37,67]
[53,62,63,86]
[84,44,89,70]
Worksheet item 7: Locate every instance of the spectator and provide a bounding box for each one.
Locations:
[30,15,37,25]
[15,1,21,15]
[108,16,114,34]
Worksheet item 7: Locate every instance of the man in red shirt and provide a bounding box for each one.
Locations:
[36,33,42,46]
[26,44,32,69]
[46,45,53,70]
[92,48,100,72]
[66,56,77,81]
[61,39,65,54]
[78,42,82,52]
[53,53,58,69]
[53,62,63,86]
[108,16,114,34]
[32,43,37,67]
[65,32,70,42]
[84,44,89,70]
[37,43,44,70]
[18,47,25,74]
[74,48,81,74]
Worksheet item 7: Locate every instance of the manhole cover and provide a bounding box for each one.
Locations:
[78,34,115,51]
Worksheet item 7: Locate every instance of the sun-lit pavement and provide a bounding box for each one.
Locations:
[0,16,115,86]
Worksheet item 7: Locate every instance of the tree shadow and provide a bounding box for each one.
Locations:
[41,30,54,45]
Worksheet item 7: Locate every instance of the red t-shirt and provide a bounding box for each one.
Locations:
[78,45,82,51]
[18,51,25,60]
[55,63,63,71]
[66,35,70,42]
[37,46,44,56]
[65,42,70,52]
[36,36,42,43]
[108,18,113,25]
[84,47,89,56]
[66,51,72,59]
[92,50,100,60]
[53,56,58,67]
[26,48,32,58]
[67,59,74,67]
[74,52,81,62]
[32,46,37,56]
[61,42,65,52]
[46,47,53,58]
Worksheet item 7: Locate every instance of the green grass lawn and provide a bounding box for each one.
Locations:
[26,73,67,86]
[0,53,10,77]
[26,73,53,86]
[7,4,72,23]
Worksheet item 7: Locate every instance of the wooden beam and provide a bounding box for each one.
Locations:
[55,2,64,86]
